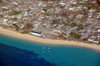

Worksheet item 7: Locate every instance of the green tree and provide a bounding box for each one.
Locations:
[11,11,21,15]
[70,23,77,27]
[13,24,19,31]
[51,19,61,24]
[0,15,3,18]
[77,24,83,29]
[71,33,82,39]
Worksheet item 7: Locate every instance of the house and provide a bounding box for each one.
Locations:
[1,7,8,10]
[97,29,100,32]
[24,11,28,16]
[59,2,66,6]
[51,30,61,35]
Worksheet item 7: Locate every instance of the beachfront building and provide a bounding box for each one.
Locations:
[88,39,100,44]
[30,31,43,37]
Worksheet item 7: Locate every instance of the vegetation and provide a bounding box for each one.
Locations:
[51,19,61,24]
[44,5,53,9]
[59,34,66,40]
[43,8,47,12]
[11,11,21,15]
[21,31,29,34]
[71,33,82,39]
[12,17,17,21]
[2,8,9,11]
[44,13,51,16]
[66,16,74,23]
[62,21,67,26]
[14,4,19,7]
[79,3,88,6]
[77,24,83,29]
[70,23,77,27]
[0,15,3,18]
[83,38,88,41]
[13,24,19,31]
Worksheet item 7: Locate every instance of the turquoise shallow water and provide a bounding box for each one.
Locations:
[0,35,100,66]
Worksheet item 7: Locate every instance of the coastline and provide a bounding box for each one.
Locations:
[0,27,100,51]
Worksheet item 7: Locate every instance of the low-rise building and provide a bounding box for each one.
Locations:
[30,31,43,37]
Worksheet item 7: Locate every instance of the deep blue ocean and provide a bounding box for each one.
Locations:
[0,35,100,66]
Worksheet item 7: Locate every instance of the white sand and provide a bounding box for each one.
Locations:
[0,27,100,51]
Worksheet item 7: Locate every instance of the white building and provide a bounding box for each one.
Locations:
[30,31,43,37]
[88,39,100,44]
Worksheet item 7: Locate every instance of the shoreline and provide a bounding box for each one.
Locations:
[0,27,100,51]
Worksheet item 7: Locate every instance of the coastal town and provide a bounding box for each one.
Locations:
[0,0,100,44]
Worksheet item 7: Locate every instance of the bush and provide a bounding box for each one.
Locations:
[21,31,29,34]
[70,23,77,27]
[77,24,83,29]
[71,33,81,39]
[62,21,67,26]
[44,5,53,9]
[0,15,3,18]
[11,11,21,15]
[51,19,61,24]
[44,13,51,16]
[13,24,19,31]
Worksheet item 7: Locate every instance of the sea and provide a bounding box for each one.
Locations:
[0,35,100,66]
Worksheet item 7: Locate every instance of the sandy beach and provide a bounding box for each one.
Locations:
[0,27,100,51]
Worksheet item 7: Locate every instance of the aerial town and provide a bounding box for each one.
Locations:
[0,0,100,44]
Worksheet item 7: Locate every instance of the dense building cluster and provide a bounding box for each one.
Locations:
[0,0,100,44]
